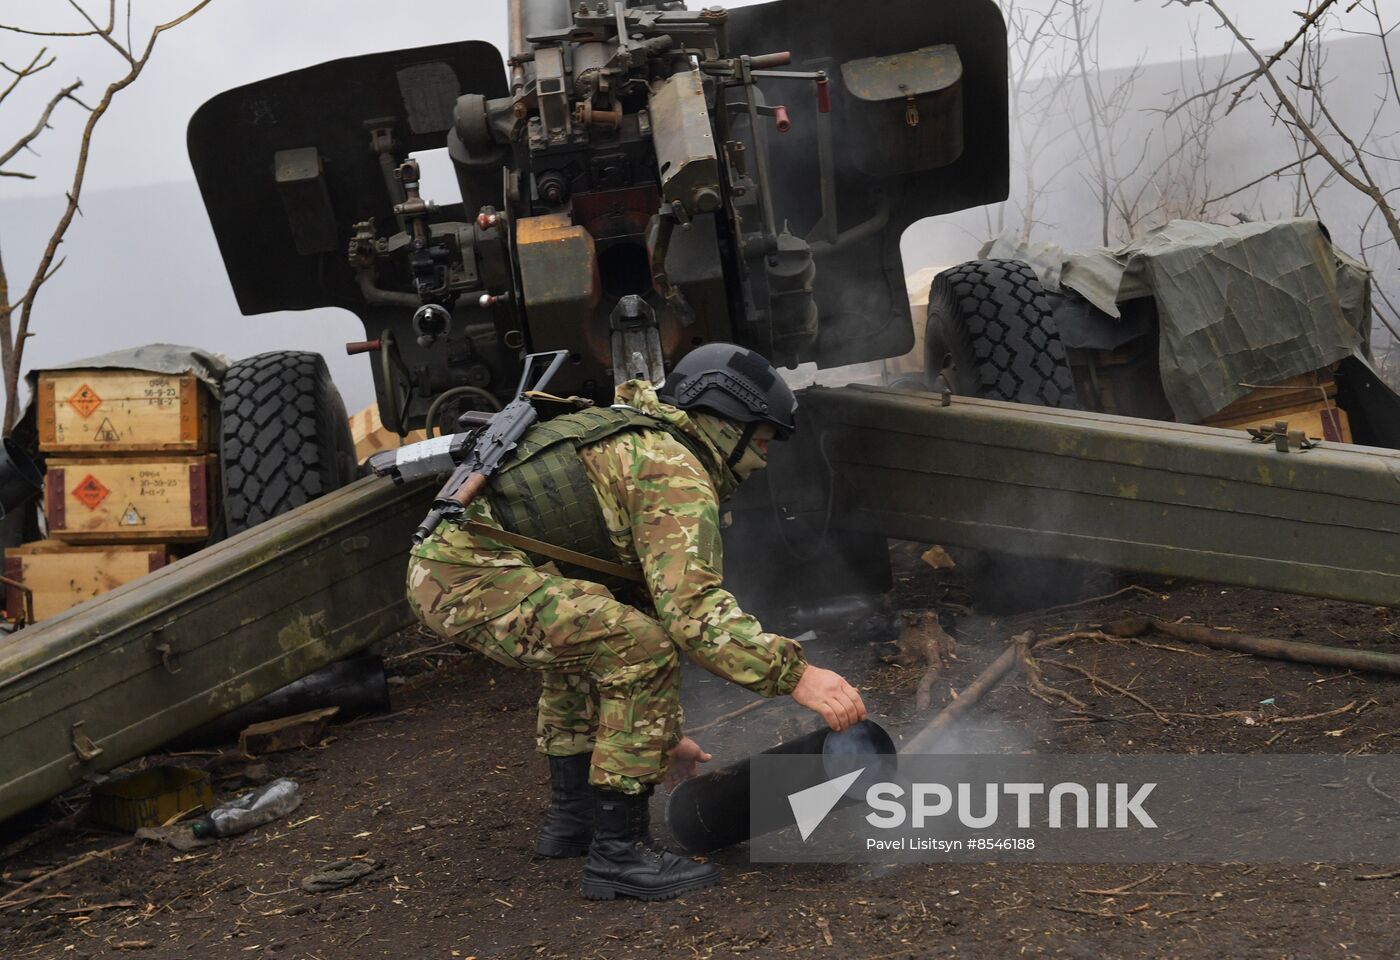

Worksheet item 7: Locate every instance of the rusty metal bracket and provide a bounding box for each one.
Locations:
[70,721,103,762]
[153,643,180,675]
[149,623,181,674]
[1247,419,1319,453]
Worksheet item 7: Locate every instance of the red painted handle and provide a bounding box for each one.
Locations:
[816,77,831,114]
[773,105,791,133]
[345,339,381,355]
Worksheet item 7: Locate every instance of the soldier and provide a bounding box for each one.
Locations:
[407,343,866,901]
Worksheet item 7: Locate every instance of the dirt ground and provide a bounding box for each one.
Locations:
[3,546,1399,960]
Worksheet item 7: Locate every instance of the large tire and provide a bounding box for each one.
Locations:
[928,259,1078,408]
[219,351,357,534]
[926,261,1104,612]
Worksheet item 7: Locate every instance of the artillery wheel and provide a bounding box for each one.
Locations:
[927,259,1077,407]
[926,260,1107,612]
[219,351,357,535]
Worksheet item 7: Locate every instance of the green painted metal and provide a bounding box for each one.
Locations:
[4,383,1399,824]
[797,385,1400,608]
[0,476,432,824]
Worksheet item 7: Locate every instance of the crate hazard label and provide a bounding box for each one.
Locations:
[119,503,145,526]
[67,384,103,419]
[72,474,110,511]
[93,417,122,442]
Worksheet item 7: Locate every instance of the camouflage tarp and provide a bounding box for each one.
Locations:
[982,219,1371,423]
[24,344,228,399]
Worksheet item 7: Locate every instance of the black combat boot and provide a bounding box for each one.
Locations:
[534,755,595,858]
[581,787,719,901]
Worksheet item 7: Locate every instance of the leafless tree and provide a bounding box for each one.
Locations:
[1063,1,1244,244]
[986,0,1078,243]
[993,0,1237,250]
[0,1,211,433]
[1167,0,1400,374]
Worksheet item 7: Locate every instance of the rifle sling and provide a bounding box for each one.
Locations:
[462,521,646,584]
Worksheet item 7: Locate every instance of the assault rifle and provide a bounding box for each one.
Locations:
[370,350,569,543]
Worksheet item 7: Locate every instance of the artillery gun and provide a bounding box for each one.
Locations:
[2,0,1397,826]
[187,0,1006,431]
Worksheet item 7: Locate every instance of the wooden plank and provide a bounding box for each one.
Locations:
[44,455,218,543]
[3,543,169,622]
[1208,402,1352,443]
[238,706,339,756]
[36,370,212,455]
[1203,371,1338,426]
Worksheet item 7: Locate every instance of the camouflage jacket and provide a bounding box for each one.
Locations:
[411,380,808,698]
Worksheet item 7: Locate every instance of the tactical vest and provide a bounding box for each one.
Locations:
[485,406,707,587]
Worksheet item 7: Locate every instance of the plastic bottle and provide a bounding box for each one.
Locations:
[190,778,301,839]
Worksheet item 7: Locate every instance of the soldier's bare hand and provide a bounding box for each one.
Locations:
[791,666,867,732]
[664,736,713,791]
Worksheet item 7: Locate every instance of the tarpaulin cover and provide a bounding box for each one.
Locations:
[982,219,1371,422]
[24,344,228,399]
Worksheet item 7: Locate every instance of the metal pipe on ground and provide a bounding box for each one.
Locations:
[667,719,896,854]
[167,655,391,748]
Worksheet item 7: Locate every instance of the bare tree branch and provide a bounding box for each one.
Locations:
[65,0,132,65]
[0,48,56,107]
[0,24,102,39]
[0,80,84,176]
[1225,0,1343,113]
[1205,153,1320,207]
[1067,0,1115,244]
[0,0,214,429]
[1171,0,1400,263]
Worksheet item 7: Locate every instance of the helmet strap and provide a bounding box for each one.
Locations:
[727,421,760,468]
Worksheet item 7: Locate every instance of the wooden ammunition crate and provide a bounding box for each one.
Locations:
[45,455,217,543]
[1203,371,1352,443]
[5,541,170,621]
[37,369,212,454]
[348,402,425,464]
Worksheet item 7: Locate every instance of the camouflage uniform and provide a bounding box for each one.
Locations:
[407,381,808,794]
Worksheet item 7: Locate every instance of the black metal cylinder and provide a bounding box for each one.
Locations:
[170,655,391,747]
[667,719,896,853]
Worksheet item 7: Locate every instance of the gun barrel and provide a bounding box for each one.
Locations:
[412,506,449,545]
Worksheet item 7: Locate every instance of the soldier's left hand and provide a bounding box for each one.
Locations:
[664,735,713,791]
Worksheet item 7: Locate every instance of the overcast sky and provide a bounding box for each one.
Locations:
[0,0,1308,199]
[0,1,1320,411]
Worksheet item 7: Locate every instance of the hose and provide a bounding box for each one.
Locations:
[378,330,413,437]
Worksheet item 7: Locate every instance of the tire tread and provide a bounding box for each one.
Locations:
[929,259,1078,408]
[219,351,355,535]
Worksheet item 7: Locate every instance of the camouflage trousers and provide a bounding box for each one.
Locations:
[407,557,681,795]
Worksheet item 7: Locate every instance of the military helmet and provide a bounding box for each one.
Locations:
[659,343,797,440]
